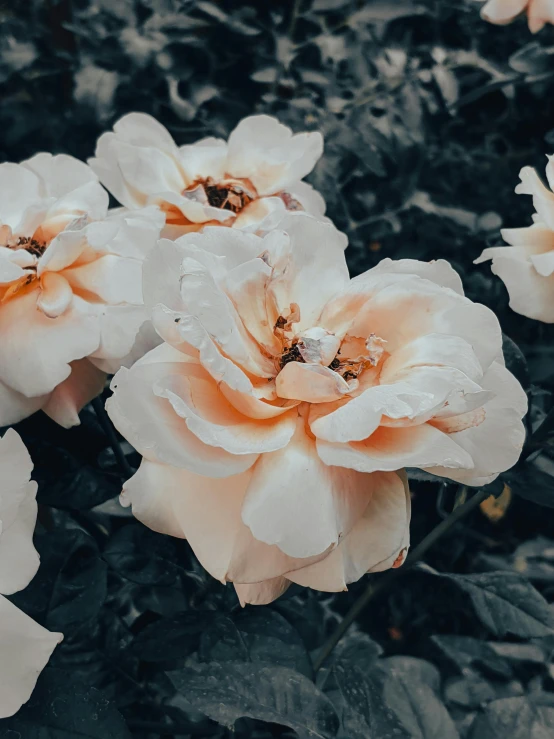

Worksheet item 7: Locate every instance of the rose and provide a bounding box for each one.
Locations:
[0,153,165,427]
[89,113,326,238]
[0,429,62,717]
[107,213,527,605]
[476,161,554,322]
[481,0,554,33]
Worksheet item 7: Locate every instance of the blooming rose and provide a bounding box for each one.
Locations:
[0,153,165,427]
[107,214,526,605]
[476,161,554,322]
[0,429,62,717]
[89,113,325,238]
[481,0,554,32]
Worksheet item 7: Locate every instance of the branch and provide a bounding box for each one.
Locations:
[313,485,490,672]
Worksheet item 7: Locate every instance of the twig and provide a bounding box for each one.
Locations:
[92,396,134,479]
[313,486,490,672]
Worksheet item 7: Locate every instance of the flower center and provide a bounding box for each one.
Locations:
[203,177,257,213]
[10,236,47,258]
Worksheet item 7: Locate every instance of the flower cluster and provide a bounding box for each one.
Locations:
[0,111,529,713]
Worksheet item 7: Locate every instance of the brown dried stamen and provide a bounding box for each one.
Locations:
[204,177,255,213]
[11,236,47,259]
[280,341,304,369]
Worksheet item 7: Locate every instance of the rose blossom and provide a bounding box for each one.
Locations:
[481,0,554,32]
[0,153,165,428]
[89,113,325,238]
[0,429,62,717]
[107,213,526,606]
[476,160,554,322]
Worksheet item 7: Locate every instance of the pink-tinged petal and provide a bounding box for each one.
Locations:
[143,238,191,312]
[0,378,46,427]
[480,0,528,25]
[366,258,464,295]
[37,229,88,275]
[92,206,165,259]
[380,334,483,384]
[154,367,297,455]
[500,222,554,251]
[288,471,410,591]
[63,253,143,304]
[268,213,349,332]
[89,133,145,208]
[235,578,290,606]
[179,137,228,182]
[516,166,554,230]
[0,248,30,283]
[486,251,554,322]
[226,115,323,195]
[46,180,108,224]
[116,143,185,202]
[241,421,374,558]
[342,278,500,373]
[108,359,258,477]
[42,359,106,429]
[287,181,327,218]
[0,163,41,230]
[152,307,295,420]
[316,422,474,474]
[223,257,281,354]
[0,430,40,595]
[0,596,62,719]
[424,362,526,486]
[0,291,101,397]
[37,272,73,318]
[180,257,276,378]
[155,189,235,225]
[276,362,351,403]
[175,226,265,271]
[530,250,554,277]
[91,312,162,373]
[527,0,554,32]
[232,196,287,229]
[22,152,98,197]
[121,459,327,583]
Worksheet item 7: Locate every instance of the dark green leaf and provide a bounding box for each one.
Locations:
[0,668,131,738]
[430,635,513,679]
[470,696,554,739]
[437,572,554,638]
[168,661,339,738]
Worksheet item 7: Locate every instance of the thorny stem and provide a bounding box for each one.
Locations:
[92,396,134,479]
[313,486,491,673]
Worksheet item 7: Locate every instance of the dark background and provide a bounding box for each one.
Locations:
[2,1,554,737]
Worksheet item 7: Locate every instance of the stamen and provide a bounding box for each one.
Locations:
[203,177,256,213]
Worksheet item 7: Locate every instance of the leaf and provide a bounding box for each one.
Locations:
[10,529,107,633]
[470,696,554,739]
[0,668,131,738]
[504,460,554,509]
[437,572,554,638]
[430,635,513,679]
[168,661,339,738]
[334,660,410,739]
[133,612,219,662]
[502,334,530,390]
[379,657,459,739]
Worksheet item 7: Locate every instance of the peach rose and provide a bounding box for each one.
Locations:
[0,153,165,427]
[107,214,526,605]
[89,113,325,238]
[476,160,554,322]
[0,429,62,718]
[481,0,554,33]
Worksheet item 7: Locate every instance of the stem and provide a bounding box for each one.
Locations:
[313,486,490,672]
[92,396,134,479]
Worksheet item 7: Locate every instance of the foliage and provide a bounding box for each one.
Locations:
[2,0,554,737]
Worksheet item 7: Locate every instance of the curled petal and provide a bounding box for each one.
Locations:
[235,578,290,607]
